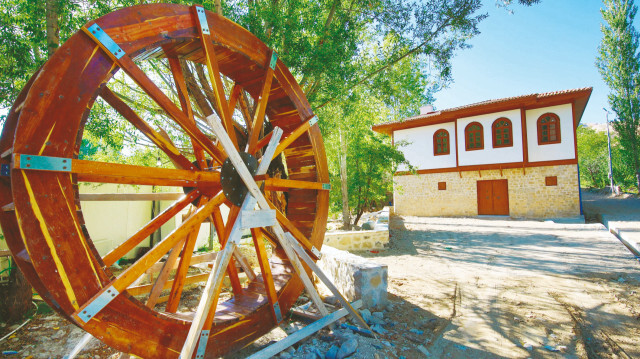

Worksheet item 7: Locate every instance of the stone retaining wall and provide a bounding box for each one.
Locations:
[323,230,389,251]
[317,246,388,310]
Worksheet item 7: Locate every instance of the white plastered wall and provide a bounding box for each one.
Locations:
[395,122,456,171]
[525,103,576,162]
[456,109,523,166]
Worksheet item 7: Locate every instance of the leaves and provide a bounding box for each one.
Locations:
[596,0,640,192]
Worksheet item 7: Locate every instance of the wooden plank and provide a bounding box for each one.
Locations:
[240,209,276,229]
[146,238,185,308]
[103,194,198,267]
[82,25,226,164]
[126,273,211,297]
[181,121,283,359]
[286,233,371,332]
[206,114,329,320]
[251,228,280,323]
[102,191,199,267]
[247,50,276,154]
[145,251,217,275]
[72,192,225,323]
[273,116,317,160]
[167,57,207,170]
[77,174,193,187]
[13,155,220,186]
[264,178,325,191]
[79,193,184,201]
[268,199,319,260]
[99,87,194,170]
[165,212,202,312]
[192,5,238,150]
[246,300,363,359]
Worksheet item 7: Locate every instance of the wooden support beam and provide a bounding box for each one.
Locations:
[72,192,225,324]
[13,155,220,187]
[246,300,363,359]
[102,191,199,267]
[79,193,185,201]
[180,123,283,359]
[285,233,371,332]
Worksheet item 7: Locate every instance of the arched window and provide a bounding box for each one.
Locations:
[537,113,561,144]
[492,118,513,148]
[433,129,450,155]
[465,122,483,150]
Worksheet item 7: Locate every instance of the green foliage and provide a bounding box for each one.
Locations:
[597,0,640,191]
[577,126,609,188]
[577,125,639,191]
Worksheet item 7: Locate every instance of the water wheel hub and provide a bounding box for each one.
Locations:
[220,152,258,207]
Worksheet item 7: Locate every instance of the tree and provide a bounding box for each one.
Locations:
[597,0,640,193]
[577,126,609,188]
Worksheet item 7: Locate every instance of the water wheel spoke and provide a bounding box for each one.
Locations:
[13,156,219,188]
[250,228,281,323]
[254,114,318,156]
[146,237,186,308]
[221,205,245,294]
[165,198,206,313]
[273,115,319,159]
[264,196,319,260]
[192,5,239,151]
[228,84,242,117]
[72,192,225,323]
[237,90,254,130]
[98,86,194,170]
[247,50,277,154]
[102,190,200,267]
[167,57,208,170]
[263,178,329,191]
[82,24,225,164]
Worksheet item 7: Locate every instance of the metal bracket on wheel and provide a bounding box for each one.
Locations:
[17,154,72,172]
[86,23,125,59]
[195,330,210,359]
[194,6,210,35]
[77,285,119,323]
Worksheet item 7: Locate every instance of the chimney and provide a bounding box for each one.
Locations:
[420,104,434,115]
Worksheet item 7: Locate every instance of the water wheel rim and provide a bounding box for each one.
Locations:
[1,4,328,358]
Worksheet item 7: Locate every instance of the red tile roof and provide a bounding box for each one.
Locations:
[372,87,593,135]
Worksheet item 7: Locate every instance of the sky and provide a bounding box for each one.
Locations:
[433,0,639,125]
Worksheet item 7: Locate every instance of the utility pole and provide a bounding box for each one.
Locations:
[603,108,615,194]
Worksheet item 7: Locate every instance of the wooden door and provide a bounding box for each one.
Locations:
[477,179,509,215]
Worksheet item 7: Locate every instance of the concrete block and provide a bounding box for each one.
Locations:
[317,245,388,310]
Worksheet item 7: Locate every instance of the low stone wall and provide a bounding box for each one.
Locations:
[323,230,389,251]
[317,246,388,310]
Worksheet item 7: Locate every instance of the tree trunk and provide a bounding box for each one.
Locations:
[45,0,60,57]
[0,261,32,323]
[339,129,350,230]
[215,0,223,15]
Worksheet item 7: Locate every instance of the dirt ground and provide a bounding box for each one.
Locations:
[2,195,640,358]
[356,215,640,358]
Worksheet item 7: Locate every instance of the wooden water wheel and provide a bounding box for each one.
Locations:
[0,4,329,358]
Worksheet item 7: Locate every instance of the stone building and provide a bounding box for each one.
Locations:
[372,88,592,218]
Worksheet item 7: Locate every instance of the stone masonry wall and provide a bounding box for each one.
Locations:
[394,164,580,218]
[317,245,388,310]
[323,230,389,251]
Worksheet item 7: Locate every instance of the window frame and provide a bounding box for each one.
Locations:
[492,117,513,148]
[433,129,450,156]
[464,122,484,151]
[537,113,561,145]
